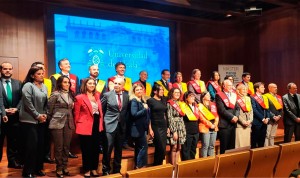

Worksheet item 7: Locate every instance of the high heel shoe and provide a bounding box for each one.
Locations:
[56,171,64,178]
[90,170,100,177]
[84,171,90,178]
[63,169,71,176]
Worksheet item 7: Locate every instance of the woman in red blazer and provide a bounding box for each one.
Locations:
[74,78,103,177]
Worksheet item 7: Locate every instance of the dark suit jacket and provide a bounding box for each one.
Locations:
[267,95,283,124]
[215,93,240,129]
[283,93,300,126]
[101,90,129,133]
[251,96,271,126]
[129,98,149,137]
[0,78,22,118]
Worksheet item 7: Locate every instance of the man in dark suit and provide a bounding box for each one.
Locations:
[154,69,172,98]
[215,79,239,154]
[282,82,300,142]
[251,82,270,148]
[101,77,129,175]
[0,62,22,168]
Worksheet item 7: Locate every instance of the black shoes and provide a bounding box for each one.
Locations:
[22,173,36,178]
[63,169,71,176]
[56,171,64,178]
[90,170,100,177]
[44,156,55,164]
[68,152,78,158]
[35,170,46,176]
[102,172,110,176]
[8,161,23,169]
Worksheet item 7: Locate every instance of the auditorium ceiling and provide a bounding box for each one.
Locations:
[96,0,299,21]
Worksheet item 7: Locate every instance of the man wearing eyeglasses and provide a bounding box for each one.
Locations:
[101,77,129,175]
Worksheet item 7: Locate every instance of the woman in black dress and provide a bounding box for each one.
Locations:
[147,83,168,166]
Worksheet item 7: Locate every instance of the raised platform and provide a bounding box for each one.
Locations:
[0,129,285,177]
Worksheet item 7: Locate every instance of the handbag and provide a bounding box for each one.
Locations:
[131,123,140,138]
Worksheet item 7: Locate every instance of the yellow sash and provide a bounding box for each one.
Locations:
[264,93,282,110]
[44,78,52,98]
[198,80,206,93]
[145,82,152,97]
[181,82,187,93]
[245,96,252,111]
[96,80,106,93]
[248,82,254,95]
[51,73,61,80]
[179,102,197,121]
[198,103,216,121]
[156,80,169,97]
[124,77,132,92]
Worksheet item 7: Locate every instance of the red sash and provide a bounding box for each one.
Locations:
[210,102,219,117]
[69,74,77,93]
[236,95,249,112]
[217,92,235,109]
[253,94,268,109]
[173,82,180,89]
[188,80,201,94]
[168,100,185,116]
[207,81,221,93]
[276,95,283,107]
[193,103,201,119]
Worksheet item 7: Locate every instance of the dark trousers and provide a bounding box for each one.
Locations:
[51,122,73,171]
[251,124,267,148]
[284,124,300,142]
[181,133,199,161]
[102,124,124,174]
[79,114,101,171]
[21,122,45,175]
[219,126,235,154]
[0,116,21,164]
[132,132,148,168]
[152,125,167,166]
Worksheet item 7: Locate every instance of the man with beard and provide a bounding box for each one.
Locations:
[0,62,22,168]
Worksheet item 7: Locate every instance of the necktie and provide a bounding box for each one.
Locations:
[117,94,122,110]
[6,80,12,107]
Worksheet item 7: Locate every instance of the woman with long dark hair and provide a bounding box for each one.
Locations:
[19,66,48,177]
[74,78,103,177]
[207,71,222,101]
[48,76,75,177]
[147,83,168,166]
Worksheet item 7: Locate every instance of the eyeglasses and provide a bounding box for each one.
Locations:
[114,82,121,85]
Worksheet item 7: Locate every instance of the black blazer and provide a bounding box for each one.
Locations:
[0,78,22,116]
[101,90,129,133]
[267,96,283,123]
[251,96,271,126]
[283,93,300,126]
[129,98,149,137]
[215,93,240,129]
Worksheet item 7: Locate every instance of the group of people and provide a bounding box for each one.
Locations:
[0,58,299,178]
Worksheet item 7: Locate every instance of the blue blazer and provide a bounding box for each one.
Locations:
[251,96,270,126]
[130,98,149,137]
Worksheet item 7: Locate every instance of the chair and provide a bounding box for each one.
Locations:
[273,141,300,177]
[246,145,280,177]
[215,151,250,177]
[177,157,216,177]
[126,164,173,178]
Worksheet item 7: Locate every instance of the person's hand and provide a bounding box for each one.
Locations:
[231,116,238,123]
[143,104,149,109]
[37,114,47,123]
[2,116,8,123]
[173,132,178,141]
[149,129,154,138]
[296,118,300,123]
[262,118,269,124]
[9,108,18,114]
[211,124,215,129]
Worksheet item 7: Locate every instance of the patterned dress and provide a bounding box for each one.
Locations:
[167,102,186,145]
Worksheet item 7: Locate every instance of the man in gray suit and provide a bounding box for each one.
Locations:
[0,62,22,168]
[101,77,129,175]
[282,82,300,142]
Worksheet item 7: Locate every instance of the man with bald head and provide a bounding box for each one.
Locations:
[264,83,283,146]
[101,77,129,175]
[282,83,300,142]
[215,79,240,154]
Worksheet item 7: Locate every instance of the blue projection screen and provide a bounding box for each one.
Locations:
[54,14,171,85]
